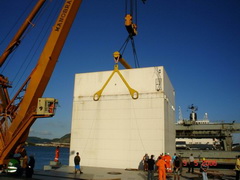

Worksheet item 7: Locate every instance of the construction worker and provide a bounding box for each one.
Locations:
[164,153,172,172]
[200,158,209,180]
[54,146,60,162]
[48,102,55,113]
[158,153,163,160]
[173,156,182,180]
[143,153,149,171]
[188,153,195,173]
[156,156,167,180]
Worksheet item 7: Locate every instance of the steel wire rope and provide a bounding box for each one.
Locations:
[9,1,51,80]
[125,0,134,15]
[0,1,35,74]
[130,38,140,68]
[130,0,133,15]
[80,97,105,156]
[15,0,53,47]
[0,50,17,75]
[9,0,63,96]
[125,0,138,27]
[135,0,138,25]
[125,0,128,15]
[82,112,98,156]
[1,3,47,76]
[0,1,34,47]
[118,35,140,68]
[118,35,131,55]
[0,1,51,84]
[121,0,140,68]
[131,101,147,153]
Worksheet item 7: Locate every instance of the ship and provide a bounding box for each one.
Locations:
[175,104,240,168]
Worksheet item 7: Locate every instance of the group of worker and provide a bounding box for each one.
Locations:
[143,152,183,180]
[7,150,35,178]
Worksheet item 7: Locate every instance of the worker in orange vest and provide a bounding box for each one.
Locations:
[164,153,172,172]
[48,102,55,113]
[54,146,60,162]
[156,156,167,180]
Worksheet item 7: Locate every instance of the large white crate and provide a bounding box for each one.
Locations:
[69,66,175,169]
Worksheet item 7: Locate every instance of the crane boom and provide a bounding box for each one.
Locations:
[0,0,46,67]
[0,0,82,165]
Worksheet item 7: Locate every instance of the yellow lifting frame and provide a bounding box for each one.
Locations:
[93,64,139,101]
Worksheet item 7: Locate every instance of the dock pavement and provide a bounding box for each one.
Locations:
[1,166,236,180]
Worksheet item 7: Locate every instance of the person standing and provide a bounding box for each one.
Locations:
[74,152,83,174]
[235,155,240,180]
[172,153,177,163]
[173,156,182,180]
[20,150,28,176]
[188,153,194,173]
[178,154,183,175]
[26,155,35,178]
[20,154,28,170]
[143,153,149,171]
[147,155,155,180]
[164,153,172,172]
[54,146,60,162]
[171,153,177,173]
[156,156,166,180]
[200,158,208,180]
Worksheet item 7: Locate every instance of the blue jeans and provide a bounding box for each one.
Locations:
[202,172,208,180]
[148,170,154,180]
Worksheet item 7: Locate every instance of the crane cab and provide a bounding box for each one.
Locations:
[36,98,58,116]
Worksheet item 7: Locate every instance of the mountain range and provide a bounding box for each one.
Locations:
[27,133,70,144]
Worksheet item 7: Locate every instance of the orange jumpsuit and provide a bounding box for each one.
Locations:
[164,155,172,172]
[54,147,60,162]
[156,159,166,180]
[48,103,55,113]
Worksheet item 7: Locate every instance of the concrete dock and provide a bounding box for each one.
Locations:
[1,166,236,180]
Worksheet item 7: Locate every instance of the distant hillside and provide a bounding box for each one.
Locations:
[53,133,71,143]
[27,133,70,144]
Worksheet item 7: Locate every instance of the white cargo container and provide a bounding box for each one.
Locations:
[69,66,175,169]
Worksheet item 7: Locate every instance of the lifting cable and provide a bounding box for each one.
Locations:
[94,0,147,100]
[118,36,131,55]
[0,1,34,75]
[0,1,33,47]
[7,1,61,96]
[130,37,140,68]
[125,0,137,24]
[119,0,146,68]
[118,35,140,68]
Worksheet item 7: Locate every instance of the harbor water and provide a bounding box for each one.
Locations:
[25,146,69,170]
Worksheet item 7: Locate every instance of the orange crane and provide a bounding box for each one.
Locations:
[0,0,82,166]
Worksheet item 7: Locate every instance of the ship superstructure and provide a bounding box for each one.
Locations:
[176,104,240,166]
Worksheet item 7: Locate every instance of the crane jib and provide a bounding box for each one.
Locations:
[0,0,82,165]
[55,1,72,32]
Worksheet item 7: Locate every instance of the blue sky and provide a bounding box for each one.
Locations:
[0,0,239,141]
